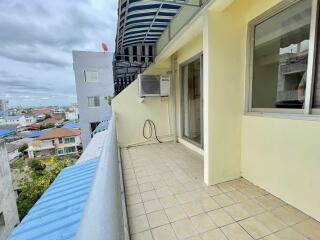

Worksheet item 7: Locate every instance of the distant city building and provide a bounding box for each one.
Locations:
[0,139,19,240]
[0,116,26,127]
[0,100,8,112]
[27,128,81,158]
[65,107,79,121]
[72,51,114,149]
[35,113,46,122]
[25,115,37,125]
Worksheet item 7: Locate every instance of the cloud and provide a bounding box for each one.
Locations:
[0,0,118,107]
[0,0,117,67]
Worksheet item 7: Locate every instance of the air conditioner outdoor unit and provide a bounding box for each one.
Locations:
[138,74,170,97]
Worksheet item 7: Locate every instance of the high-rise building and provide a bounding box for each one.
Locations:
[72,51,114,149]
[113,44,154,95]
[0,100,8,112]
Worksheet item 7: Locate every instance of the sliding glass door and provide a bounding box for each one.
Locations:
[181,55,203,147]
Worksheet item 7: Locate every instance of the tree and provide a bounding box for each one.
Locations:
[28,159,46,172]
[39,123,55,130]
[17,156,72,219]
[19,143,28,153]
[104,96,114,106]
[44,114,51,120]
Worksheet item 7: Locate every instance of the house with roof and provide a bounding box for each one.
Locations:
[8,0,320,239]
[37,115,65,127]
[27,128,81,158]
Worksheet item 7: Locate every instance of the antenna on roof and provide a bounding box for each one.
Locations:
[101,43,108,53]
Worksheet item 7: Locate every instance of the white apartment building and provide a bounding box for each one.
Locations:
[72,51,114,149]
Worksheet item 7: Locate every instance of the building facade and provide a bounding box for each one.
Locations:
[27,128,81,158]
[72,51,114,149]
[112,0,320,223]
[0,140,19,240]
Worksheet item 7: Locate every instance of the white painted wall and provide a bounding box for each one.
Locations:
[73,51,114,149]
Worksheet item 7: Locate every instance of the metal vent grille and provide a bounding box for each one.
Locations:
[140,75,160,95]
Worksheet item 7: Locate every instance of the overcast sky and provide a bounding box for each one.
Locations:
[0,0,118,108]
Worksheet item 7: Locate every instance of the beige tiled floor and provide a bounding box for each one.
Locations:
[122,142,320,240]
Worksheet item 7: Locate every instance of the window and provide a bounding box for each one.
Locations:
[0,212,4,234]
[88,96,100,107]
[84,70,98,82]
[248,0,320,116]
[148,45,153,62]
[90,122,100,133]
[64,137,75,144]
[58,138,63,144]
[133,46,137,62]
[181,56,203,147]
[124,47,129,61]
[64,146,76,154]
[57,148,64,155]
[141,45,145,62]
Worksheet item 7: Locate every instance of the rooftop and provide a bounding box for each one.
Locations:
[37,128,80,140]
[27,129,50,139]
[63,122,80,129]
[5,143,19,153]
[0,128,15,137]
[8,159,98,240]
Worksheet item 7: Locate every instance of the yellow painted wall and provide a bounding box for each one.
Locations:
[112,0,320,221]
[204,0,250,184]
[112,79,171,147]
[216,0,320,221]
[242,116,320,221]
[175,34,203,139]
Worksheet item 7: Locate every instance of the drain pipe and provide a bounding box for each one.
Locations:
[171,54,177,144]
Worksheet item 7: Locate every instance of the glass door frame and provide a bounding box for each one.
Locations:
[180,52,203,149]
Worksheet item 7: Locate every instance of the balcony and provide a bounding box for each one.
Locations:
[9,114,320,240]
[122,142,320,240]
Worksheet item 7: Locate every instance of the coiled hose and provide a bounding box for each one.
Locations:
[143,119,162,143]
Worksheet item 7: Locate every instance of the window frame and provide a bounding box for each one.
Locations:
[64,137,75,144]
[64,146,76,154]
[246,0,319,119]
[180,52,204,149]
[84,69,99,83]
[57,148,64,155]
[87,96,100,108]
